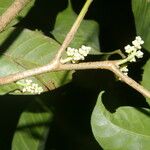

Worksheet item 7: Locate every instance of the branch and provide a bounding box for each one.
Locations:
[60,62,150,98]
[0,60,150,98]
[0,0,31,32]
[110,65,150,98]
[54,0,93,62]
[0,60,111,85]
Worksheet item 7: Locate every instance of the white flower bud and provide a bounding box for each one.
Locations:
[136,50,144,58]
[124,36,144,63]
[66,47,75,56]
[120,66,128,72]
[132,40,141,49]
[125,45,136,53]
[17,79,44,94]
[73,51,84,61]
[65,45,91,63]
[120,65,128,75]
[81,45,91,51]
[79,48,88,56]
[135,36,144,45]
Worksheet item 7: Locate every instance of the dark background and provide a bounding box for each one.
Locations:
[0,0,148,149]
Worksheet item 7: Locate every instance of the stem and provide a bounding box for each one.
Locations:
[111,65,150,98]
[54,0,93,62]
[117,50,137,65]
[0,0,31,32]
[0,60,150,98]
[60,57,73,64]
[0,62,58,85]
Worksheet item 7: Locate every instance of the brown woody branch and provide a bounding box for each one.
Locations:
[0,0,31,32]
[0,60,150,98]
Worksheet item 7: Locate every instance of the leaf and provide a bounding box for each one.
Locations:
[51,1,100,55]
[141,59,150,105]
[91,92,150,150]
[0,0,35,29]
[12,97,53,150]
[0,0,13,14]
[132,0,150,104]
[132,0,150,51]
[0,28,72,95]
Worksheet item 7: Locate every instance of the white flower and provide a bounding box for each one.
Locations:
[135,36,144,45]
[120,65,128,75]
[66,47,76,56]
[17,79,43,94]
[124,36,144,63]
[81,45,91,51]
[78,45,91,56]
[125,45,136,54]
[73,51,84,61]
[78,48,88,56]
[120,66,128,72]
[132,36,144,49]
[37,87,44,94]
[64,45,91,63]
[136,50,144,58]
[132,40,141,49]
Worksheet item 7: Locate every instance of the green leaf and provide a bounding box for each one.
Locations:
[141,59,150,105]
[12,97,53,150]
[0,0,13,14]
[52,1,100,55]
[0,28,72,95]
[0,0,35,29]
[91,92,150,150]
[132,0,150,51]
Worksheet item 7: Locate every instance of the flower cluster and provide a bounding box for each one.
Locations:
[124,36,144,62]
[119,36,144,76]
[120,65,128,76]
[17,79,43,94]
[66,45,91,63]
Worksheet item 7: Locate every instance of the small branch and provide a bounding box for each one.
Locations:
[100,50,126,60]
[0,61,58,85]
[0,60,111,85]
[110,49,126,59]
[116,50,137,65]
[58,62,150,98]
[0,60,150,98]
[57,61,113,71]
[110,65,150,98]
[0,0,31,32]
[54,0,93,62]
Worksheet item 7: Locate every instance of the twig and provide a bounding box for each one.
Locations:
[0,0,31,32]
[60,62,150,98]
[54,0,93,62]
[0,60,111,85]
[0,60,150,98]
[110,65,150,98]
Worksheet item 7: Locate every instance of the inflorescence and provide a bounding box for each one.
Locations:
[124,36,144,62]
[61,45,91,63]
[119,36,144,76]
[17,79,43,94]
